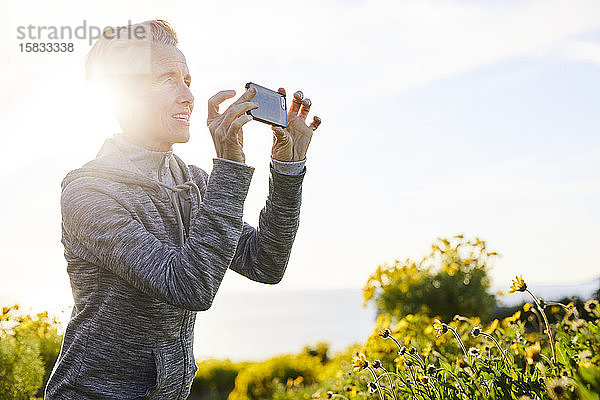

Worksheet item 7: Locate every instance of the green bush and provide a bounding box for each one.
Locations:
[316,278,600,399]
[363,235,497,322]
[301,342,330,365]
[228,353,325,400]
[0,305,62,400]
[190,358,249,400]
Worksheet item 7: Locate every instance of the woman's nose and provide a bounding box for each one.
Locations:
[179,84,194,108]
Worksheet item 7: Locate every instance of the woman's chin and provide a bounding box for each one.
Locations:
[178,131,191,144]
[168,130,190,145]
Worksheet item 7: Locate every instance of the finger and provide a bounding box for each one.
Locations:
[208,90,236,120]
[228,114,253,141]
[272,127,291,149]
[272,126,288,141]
[222,102,259,127]
[230,86,257,108]
[277,87,286,96]
[289,90,303,116]
[309,116,321,131]
[299,98,311,121]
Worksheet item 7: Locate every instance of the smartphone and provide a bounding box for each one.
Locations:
[245,82,287,128]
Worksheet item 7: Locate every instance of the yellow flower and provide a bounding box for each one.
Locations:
[378,329,391,339]
[510,342,520,355]
[394,319,409,332]
[433,319,448,337]
[394,356,406,371]
[523,303,532,312]
[351,352,368,373]
[504,310,521,324]
[525,342,541,365]
[584,299,599,314]
[577,350,592,368]
[509,275,527,294]
[374,314,391,332]
[422,343,432,357]
[485,319,499,334]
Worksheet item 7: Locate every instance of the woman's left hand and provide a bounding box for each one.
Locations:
[271,88,321,162]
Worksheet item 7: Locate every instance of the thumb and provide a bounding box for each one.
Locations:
[272,126,288,141]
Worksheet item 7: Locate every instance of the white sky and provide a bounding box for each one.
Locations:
[1,0,599,318]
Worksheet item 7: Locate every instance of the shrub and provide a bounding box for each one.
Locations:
[362,235,497,322]
[228,353,325,400]
[319,277,600,399]
[190,358,249,400]
[0,305,62,400]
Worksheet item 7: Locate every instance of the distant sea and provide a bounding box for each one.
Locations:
[193,288,378,362]
[193,279,599,362]
[6,280,597,364]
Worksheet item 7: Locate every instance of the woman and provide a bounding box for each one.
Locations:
[45,19,321,399]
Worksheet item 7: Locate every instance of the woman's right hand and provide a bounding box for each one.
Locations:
[207,88,258,164]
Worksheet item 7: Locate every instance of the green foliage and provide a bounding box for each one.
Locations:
[226,344,362,400]
[0,305,62,400]
[228,352,326,400]
[302,342,330,365]
[362,235,497,322]
[0,335,44,399]
[190,358,249,400]
[316,295,600,399]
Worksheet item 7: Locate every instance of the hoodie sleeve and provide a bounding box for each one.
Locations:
[61,158,254,311]
[227,161,305,284]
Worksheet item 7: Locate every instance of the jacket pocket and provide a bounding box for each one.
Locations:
[138,348,167,399]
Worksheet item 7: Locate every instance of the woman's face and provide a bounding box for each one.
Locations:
[119,44,194,151]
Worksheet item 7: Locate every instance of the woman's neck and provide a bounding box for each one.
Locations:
[122,132,172,152]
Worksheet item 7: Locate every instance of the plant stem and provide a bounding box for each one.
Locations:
[439,369,468,397]
[446,326,469,361]
[530,307,544,338]
[368,366,386,400]
[388,335,403,351]
[377,367,397,400]
[407,353,426,370]
[526,289,557,366]
[480,332,508,365]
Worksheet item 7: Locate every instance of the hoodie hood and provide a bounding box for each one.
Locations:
[61,133,202,246]
[61,133,193,201]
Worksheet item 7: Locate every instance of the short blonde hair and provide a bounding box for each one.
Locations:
[85,19,178,84]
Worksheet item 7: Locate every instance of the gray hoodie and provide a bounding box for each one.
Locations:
[45,133,305,399]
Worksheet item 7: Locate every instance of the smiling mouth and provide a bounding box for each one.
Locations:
[172,113,190,121]
[172,113,190,125]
